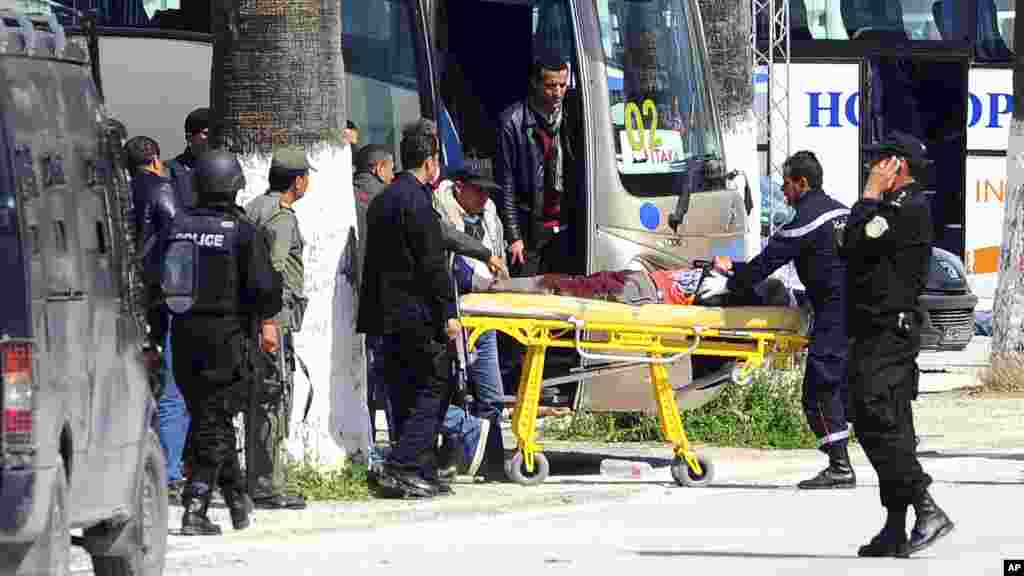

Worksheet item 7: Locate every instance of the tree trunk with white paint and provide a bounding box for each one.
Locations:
[210,0,369,466]
[990,13,1024,386]
[698,0,761,260]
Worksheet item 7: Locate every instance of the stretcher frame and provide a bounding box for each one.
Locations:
[461,309,809,486]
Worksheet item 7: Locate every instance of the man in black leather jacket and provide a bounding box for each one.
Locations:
[494,53,579,276]
[166,107,210,210]
[123,135,190,499]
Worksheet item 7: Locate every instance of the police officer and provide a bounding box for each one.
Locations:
[707,151,855,489]
[165,107,211,209]
[157,149,283,535]
[841,132,954,557]
[243,146,313,510]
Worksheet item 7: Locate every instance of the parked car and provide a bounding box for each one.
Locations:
[0,11,167,575]
[760,177,977,351]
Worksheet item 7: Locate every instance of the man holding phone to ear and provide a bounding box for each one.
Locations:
[839,132,954,558]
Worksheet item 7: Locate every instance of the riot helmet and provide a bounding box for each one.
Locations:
[194,149,246,203]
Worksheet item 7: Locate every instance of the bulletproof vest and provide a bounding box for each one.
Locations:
[162,209,241,316]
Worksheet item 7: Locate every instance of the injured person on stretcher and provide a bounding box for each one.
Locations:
[454,257,797,309]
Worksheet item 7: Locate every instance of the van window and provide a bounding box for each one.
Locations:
[344,0,422,168]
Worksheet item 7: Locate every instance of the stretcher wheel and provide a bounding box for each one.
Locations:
[508,451,550,486]
[671,455,714,487]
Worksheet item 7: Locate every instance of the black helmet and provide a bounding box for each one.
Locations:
[194,150,245,203]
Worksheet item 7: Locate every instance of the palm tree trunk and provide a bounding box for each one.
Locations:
[991,12,1024,387]
[210,0,368,466]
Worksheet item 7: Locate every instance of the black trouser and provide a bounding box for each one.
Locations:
[380,332,451,477]
[849,326,931,509]
[172,316,248,496]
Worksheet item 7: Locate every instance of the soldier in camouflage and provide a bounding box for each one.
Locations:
[243,146,313,510]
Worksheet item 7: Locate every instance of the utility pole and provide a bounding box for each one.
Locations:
[210,0,365,466]
[991,7,1024,381]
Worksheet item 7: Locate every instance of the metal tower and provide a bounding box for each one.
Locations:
[751,0,791,238]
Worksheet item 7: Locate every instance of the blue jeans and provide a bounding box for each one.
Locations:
[467,331,503,420]
[156,322,190,483]
[367,336,395,439]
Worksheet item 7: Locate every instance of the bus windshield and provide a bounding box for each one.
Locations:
[597,0,722,197]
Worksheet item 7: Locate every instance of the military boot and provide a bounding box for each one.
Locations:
[858,506,910,558]
[180,484,223,536]
[798,443,856,489]
[223,488,254,531]
[908,491,955,555]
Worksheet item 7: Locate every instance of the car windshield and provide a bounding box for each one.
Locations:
[597,0,722,194]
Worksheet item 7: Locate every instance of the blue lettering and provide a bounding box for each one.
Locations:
[807,92,842,127]
[968,92,982,127]
[845,92,859,127]
[987,93,1012,128]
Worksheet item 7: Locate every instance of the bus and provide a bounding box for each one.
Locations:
[46,0,749,416]
[752,0,1012,350]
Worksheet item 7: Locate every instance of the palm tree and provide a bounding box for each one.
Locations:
[990,10,1024,388]
[209,0,364,466]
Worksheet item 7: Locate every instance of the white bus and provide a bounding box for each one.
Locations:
[48,0,751,416]
[754,0,1014,349]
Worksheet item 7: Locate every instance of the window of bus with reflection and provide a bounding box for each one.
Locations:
[597,0,722,198]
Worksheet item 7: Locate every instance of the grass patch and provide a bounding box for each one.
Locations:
[542,367,818,449]
[974,352,1024,395]
[283,455,373,502]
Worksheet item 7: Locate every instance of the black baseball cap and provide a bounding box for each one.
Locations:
[450,168,498,191]
[863,131,932,165]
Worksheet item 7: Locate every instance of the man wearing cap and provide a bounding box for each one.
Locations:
[166,107,211,209]
[434,169,509,481]
[242,146,315,510]
[841,131,954,557]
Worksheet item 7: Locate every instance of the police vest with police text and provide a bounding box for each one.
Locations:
[162,209,242,316]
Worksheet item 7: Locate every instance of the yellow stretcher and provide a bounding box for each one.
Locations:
[459,293,810,487]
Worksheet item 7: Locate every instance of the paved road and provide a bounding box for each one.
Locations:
[71,442,1022,575]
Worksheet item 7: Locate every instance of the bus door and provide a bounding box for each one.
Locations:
[859,45,971,260]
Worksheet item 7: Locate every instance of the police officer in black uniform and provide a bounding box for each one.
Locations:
[841,132,954,557]
[709,151,855,488]
[155,150,283,536]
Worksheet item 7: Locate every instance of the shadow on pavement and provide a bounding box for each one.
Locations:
[917,450,1024,462]
[630,550,866,561]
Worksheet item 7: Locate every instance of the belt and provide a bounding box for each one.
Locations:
[857,310,921,335]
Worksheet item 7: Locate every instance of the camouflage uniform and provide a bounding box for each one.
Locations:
[243,147,312,506]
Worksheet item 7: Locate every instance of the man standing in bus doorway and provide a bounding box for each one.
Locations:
[494,52,578,277]
[166,107,211,210]
[841,133,953,557]
[242,147,314,511]
[707,151,856,490]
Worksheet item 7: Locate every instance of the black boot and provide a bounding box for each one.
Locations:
[222,488,253,531]
[180,485,223,536]
[908,491,955,555]
[798,443,856,489]
[435,437,458,483]
[858,507,910,558]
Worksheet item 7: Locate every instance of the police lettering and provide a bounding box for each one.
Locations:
[175,231,225,248]
[806,91,1013,128]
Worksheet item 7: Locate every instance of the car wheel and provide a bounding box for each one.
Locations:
[91,430,168,576]
[18,459,70,576]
